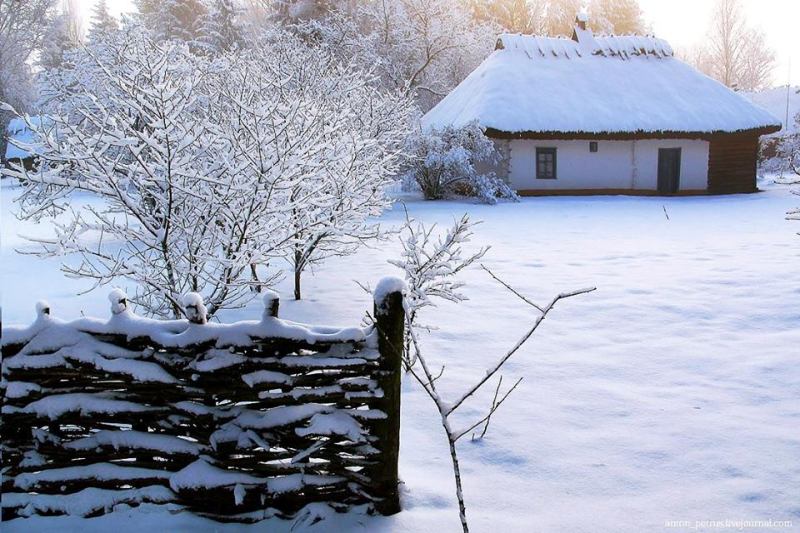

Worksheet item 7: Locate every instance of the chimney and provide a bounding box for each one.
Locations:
[575,12,589,31]
[572,12,597,51]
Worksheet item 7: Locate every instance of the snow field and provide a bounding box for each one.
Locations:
[2,180,799,531]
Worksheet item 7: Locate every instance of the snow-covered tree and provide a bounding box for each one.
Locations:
[39,0,82,70]
[0,0,57,160]
[196,0,245,54]
[402,273,594,533]
[686,0,775,91]
[403,121,517,204]
[776,112,800,179]
[468,0,544,34]
[0,0,55,102]
[774,111,800,228]
[270,0,345,23]
[468,0,645,37]
[5,25,406,318]
[247,33,414,300]
[136,0,206,42]
[39,14,71,69]
[293,0,495,111]
[373,213,594,532]
[365,0,495,108]
[0,45,36,130]
[87,0,118,41]
[735,29,775,92]
[541,0,582,36]
[588,0,645,35]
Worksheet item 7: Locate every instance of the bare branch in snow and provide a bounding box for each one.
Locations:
[445,280,596,417]
[380,220,595,533]
[480,264,544,312]
[469,375,523,442]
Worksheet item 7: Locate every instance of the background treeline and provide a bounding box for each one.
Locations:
[0,0,777,136]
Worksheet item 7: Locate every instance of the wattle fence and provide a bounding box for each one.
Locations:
[1,280,405,522]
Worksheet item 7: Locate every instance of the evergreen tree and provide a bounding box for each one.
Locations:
[196,0,244,54]
[88,0,118,40]
[135,0,206,41]
[39,1,81,70]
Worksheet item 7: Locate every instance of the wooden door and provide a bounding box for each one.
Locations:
[657,148,681,194]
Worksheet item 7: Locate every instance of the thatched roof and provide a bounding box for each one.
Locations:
[422,25,781,137]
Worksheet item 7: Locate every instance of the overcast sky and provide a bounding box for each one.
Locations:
[80,0,799,86]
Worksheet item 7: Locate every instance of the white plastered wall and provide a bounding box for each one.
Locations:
[501,139,709,191]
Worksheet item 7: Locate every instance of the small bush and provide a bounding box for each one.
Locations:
[403,121,517,204]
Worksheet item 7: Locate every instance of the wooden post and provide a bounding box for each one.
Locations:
[372,282,404,515]
[264,290,279,318]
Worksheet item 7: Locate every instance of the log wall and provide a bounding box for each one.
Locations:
[707,133,760,194]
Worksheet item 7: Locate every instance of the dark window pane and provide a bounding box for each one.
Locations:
[536,148,557,179]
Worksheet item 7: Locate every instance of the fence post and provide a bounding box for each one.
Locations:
[264,290,280,318]
[372,278,405,515]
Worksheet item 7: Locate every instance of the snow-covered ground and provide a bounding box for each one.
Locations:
[2,180,800,532]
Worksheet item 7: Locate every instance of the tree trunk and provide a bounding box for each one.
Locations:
[250,264,261,293]
[293,248,303,300]
[448,436,469,533]
[294,266,302,300]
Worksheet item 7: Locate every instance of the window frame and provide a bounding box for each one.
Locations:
[535,147,557,180]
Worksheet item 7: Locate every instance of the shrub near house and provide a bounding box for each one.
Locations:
[403,121,517,204]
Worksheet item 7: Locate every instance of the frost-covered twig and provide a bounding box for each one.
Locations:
[470,376,523,441]
[399,264,595,533]
[390,208,488,369]
[480,264,543,312]
[445,283,596,417]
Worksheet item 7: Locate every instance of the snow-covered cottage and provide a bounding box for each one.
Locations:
[422,16,782,195]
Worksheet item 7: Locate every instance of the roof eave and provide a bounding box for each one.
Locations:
[484,125,783,140]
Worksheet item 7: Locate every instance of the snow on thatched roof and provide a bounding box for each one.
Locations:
[500,30,673,60]
[423,26,781,137]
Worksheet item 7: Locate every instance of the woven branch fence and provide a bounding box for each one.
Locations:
[1,279,405,522]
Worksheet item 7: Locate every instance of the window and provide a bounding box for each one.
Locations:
[536,147,557,179]
[589,141,598,153]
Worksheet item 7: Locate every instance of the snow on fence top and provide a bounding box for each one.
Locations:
[422,25,781,137]
[1,282,406,522]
